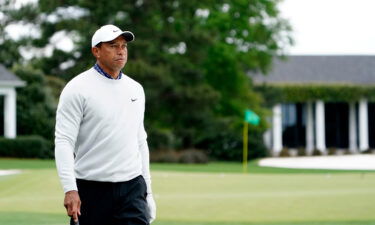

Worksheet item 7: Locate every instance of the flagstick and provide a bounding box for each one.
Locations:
[243,121,248,173]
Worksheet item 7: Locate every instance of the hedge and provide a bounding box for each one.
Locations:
[0,135,53,159]
[255,84,375,105]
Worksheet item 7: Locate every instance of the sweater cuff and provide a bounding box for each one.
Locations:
[63,182,78,194]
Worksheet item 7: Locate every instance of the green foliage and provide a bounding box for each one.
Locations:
[45,76,66,105]
[0,135,52,158]
[1,0,293,160]
[178,149,208,164]
[13,65,56,141]
[196,117,267,161]
[204,43,251,116]
[254,85,284,107]
[256,84,375,104]
[0,1,38,67]
[150,149,208,164]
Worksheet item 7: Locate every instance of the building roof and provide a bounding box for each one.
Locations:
[0,64,26,87]
[251,55,375,85]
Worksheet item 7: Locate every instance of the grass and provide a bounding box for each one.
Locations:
[2,158,375,174]
[0,158,375,225]
[151,161,375,174]
[0,158,56,169]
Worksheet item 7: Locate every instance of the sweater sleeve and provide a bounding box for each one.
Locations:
[54,84,84,193]
[138,87,152,194]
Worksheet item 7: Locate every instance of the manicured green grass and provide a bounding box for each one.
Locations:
[2,158,374,174]
[151,161,375,174]
[1,158,375,225]
[0,158,56,169]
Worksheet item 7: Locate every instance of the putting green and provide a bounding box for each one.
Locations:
[0,160,375,225]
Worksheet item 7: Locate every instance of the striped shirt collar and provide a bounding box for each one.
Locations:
[94,63,122,80]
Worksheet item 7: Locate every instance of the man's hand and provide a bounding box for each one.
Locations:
[146,193,156,223]
[64,190,81,223]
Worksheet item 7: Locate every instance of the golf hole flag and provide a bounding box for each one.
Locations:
[243,109,260,173]
[244,109,260,125]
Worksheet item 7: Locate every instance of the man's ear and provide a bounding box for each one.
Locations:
[91,47,100,59]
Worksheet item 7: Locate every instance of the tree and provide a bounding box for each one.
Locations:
[1,0,292,160]
[13,65,56,141]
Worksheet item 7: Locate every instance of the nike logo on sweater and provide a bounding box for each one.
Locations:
[131,98,137,102]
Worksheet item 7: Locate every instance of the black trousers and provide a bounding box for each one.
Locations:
[71,175,149,225]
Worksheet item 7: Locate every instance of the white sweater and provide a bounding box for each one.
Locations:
[55,68,152,193]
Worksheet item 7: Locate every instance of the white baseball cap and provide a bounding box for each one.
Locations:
[91,24,135,47]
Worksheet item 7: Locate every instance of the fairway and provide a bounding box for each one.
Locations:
[0,159,375,225]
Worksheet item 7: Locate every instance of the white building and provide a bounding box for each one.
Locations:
[0,64,26,138]
[251,55,375,156]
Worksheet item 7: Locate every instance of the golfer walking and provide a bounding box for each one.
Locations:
[54,24,156,225]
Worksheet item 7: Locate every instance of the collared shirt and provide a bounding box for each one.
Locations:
[94,63,122,80]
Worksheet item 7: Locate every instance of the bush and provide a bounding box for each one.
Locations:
[279,148,290,157]
[202,124,267,161]
[150,149,209,164]
[147,127,176,150]
[0,135,52,158]
[150,150,180,163]
[328,148,336,155]
[12,65,56,142]
[312,149,323,156]
[297,147,306,156]
[362,149,372,154]
[179,149,208,164]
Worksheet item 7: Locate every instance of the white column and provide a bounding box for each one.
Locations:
[272,104,283,156]
[306,101,314,155]
[315,100,326,154]
[359,98,369,151]
[349,102,358,153]
[4,89,17,139]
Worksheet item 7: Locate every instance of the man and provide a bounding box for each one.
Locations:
[55,24,156,225]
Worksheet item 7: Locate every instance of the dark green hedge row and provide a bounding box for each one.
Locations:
[256,84,375,104]
[0,135,53,159]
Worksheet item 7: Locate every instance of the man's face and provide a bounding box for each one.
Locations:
[92,35,128,74]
